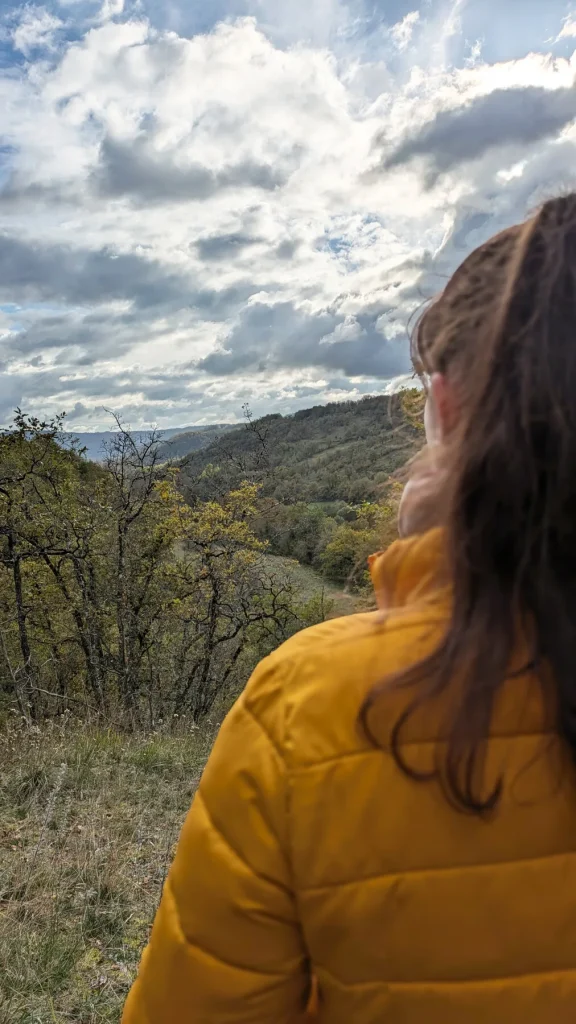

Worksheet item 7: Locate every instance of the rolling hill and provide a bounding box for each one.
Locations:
[177,391,424,505]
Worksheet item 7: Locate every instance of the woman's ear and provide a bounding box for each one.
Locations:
[428,372,458,440]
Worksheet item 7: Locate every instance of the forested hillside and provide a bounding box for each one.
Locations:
[178,392,423,505]
[178,390,424,588]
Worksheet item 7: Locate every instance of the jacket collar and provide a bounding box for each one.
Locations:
[369,528,448,611]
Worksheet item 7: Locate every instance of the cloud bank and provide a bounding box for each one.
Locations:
[1,0,576,427]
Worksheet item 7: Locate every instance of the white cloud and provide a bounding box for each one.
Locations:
[99,0,126,22]
[556,15,576,41]
[320,316,365,345]
[12,6,63,57]
[382,373,415,395]
[390,11,420,53]
[1,5,576,427]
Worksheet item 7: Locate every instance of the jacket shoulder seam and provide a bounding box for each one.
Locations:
[196,786,292,893]
[291,728,555,772]
[164,875,293,978]
[242,694,287,764]
[299,847,576,893]
[314,961,576,990]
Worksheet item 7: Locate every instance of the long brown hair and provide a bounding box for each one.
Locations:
[362,194,576,816]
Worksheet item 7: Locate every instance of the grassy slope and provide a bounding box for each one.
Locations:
[258,552,360,618]
[0,724,214,1023]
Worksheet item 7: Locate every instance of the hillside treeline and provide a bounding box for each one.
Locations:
[179,390,424,586]
[178,391,424,505]
[0,414,325,726]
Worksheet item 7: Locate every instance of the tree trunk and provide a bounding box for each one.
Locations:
[8,532,37,718]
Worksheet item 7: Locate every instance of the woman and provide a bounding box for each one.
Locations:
[123,195,576,1023]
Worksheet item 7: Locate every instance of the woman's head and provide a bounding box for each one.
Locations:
[417,194,576,560]
[366,194,576,814]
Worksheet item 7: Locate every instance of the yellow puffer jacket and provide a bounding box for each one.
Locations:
[123,529,576,1024]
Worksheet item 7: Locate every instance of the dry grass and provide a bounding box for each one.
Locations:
[258,553,360,618]
[0,718,214,1022]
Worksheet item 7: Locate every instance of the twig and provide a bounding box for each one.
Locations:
[29,686,98,713]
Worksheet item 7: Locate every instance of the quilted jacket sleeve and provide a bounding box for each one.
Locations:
[122,654,310,1024]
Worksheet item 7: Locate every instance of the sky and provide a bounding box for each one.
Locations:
[1,0,576,429]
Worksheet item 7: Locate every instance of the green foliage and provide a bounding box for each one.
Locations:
[252,491,403,591]
[257,502,336,566]
[318,498,401,589]
[0,413,328,726]
[319,524,370,588]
